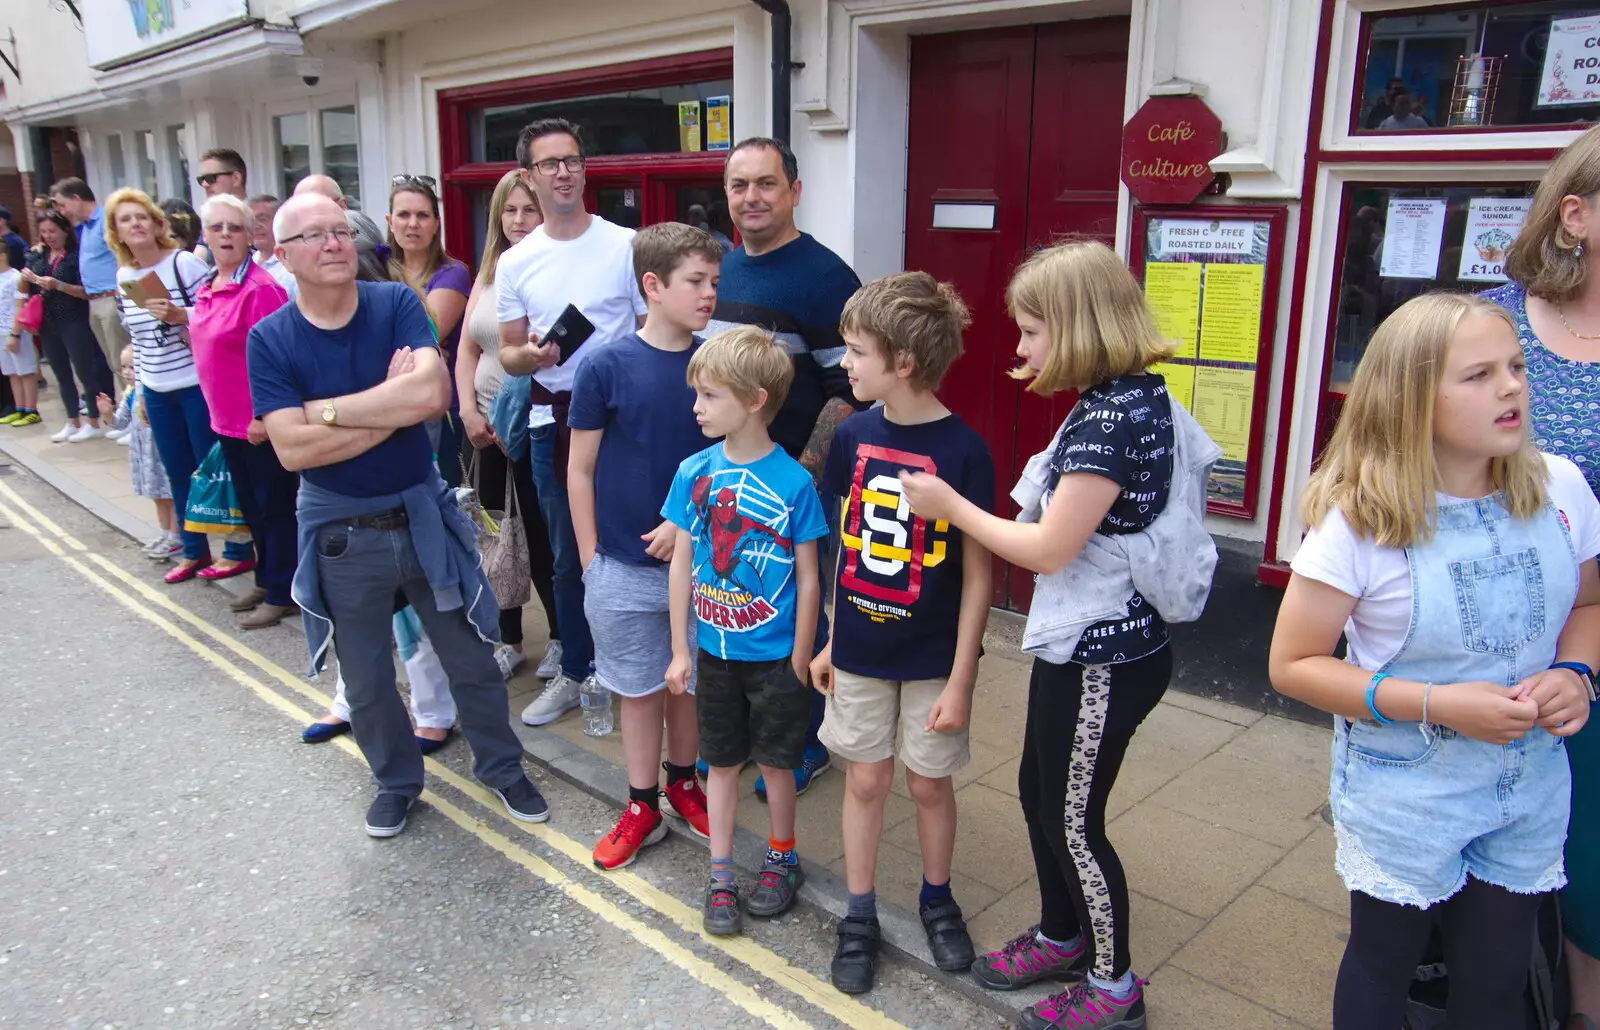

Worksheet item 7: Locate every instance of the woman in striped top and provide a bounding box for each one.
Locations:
[107,187,254,584]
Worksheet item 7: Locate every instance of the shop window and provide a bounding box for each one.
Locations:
[1328,181,1535,392]
[106,133,127,188]
[320,106,361,207]
[1354,2,1600,133]
[467,79,733,163]
[165,125,190,202]
[134,130,159,199]
[276,113,312,200]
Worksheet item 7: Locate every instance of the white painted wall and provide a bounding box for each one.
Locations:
[0,3,98,112]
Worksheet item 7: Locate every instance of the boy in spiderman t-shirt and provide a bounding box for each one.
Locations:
[664,326,828,937]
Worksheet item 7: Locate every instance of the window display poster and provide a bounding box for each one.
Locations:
[1539,16,1600,107]
[1143,262,1201,359]
[1380,198,1447,279]
[1458,197,1533,282]
[678,101,702,152]
[707,96,732,151]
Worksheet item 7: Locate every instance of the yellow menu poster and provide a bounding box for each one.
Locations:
[1198,263,1264,364]
[678,101,702,152]
[1150,361,1195,409]
[1143,262,1201,359]
[1193,366,1255,461]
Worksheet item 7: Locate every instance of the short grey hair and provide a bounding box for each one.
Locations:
[200,193,253,228]
[272,193,339,243]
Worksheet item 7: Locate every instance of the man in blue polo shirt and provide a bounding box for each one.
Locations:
[50,178,129,393]
[249,193,550,839]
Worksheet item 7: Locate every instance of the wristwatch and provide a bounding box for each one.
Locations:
[1550,661,1599,702]
[321,399,337,426]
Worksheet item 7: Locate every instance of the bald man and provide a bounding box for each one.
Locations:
[293,174,348,208]
[249,194,550,838]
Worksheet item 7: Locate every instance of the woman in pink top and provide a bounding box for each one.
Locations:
[190,193,296,629]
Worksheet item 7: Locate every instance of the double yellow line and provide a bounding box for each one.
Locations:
[0,479,914,1030]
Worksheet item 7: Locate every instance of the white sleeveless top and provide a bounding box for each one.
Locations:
[468,287,506,420]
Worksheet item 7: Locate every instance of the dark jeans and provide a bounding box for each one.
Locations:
[473,442,558,645]
[218,436,299,607]
[143,384,253,563]
[315,521,526,798]
[435,412,467,489]
[37,318,113,422]
[529,424,592,679]
[1020,647,1172,981]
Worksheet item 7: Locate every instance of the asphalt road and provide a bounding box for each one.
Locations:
[0,466,1011,1030]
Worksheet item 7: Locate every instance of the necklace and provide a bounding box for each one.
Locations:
[1556,300,1600,340]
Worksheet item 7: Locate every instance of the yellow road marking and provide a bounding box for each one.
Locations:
[0,482,917,1030]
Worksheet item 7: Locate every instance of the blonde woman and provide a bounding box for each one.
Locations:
[1484,123,1600,1029]
[1270,293,1600,1029]
[899,241,1220,1030]
[455,169,559,679]
[106,187,254,583]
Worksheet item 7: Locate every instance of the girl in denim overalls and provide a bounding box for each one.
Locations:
[1271,293,1600,1029]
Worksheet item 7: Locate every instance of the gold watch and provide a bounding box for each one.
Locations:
[321,399,337,426]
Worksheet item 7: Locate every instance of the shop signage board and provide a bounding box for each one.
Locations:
[1120,97,1224,205]
[1538,15,1600,107]
[81,0,250,70]
[1379,198,1447,280]
[1457,197,1533,282]
[1132,206,1286,518]
[678,101,703,152]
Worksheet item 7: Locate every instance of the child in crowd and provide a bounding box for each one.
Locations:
[568,222,723,870]
[808,272,994,994]
[665,326,827,933]
[1270,292,1600,1030]
[97,346,180,559]
[0,260,41,426]
[900,241,1222,1030]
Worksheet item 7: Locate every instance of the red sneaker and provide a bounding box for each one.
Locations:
[592,801,666,870]
[663,777,711,840]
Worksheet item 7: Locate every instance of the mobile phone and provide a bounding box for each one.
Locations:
[542,304,597,366]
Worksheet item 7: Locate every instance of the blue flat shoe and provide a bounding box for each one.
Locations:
[416,729,453,755]
[301,720,351,744]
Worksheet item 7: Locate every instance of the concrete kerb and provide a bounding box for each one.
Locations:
[0,432,1043,1022]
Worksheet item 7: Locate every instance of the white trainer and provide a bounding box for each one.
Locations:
[116,433,132,446]
[49,422,75,442]
[520,673,581,726]
[535,639,563,680]
[494,644,525,679]
[68,424,105,443]
[105,427,125,440]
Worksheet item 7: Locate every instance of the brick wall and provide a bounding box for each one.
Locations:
[0,170,29,243]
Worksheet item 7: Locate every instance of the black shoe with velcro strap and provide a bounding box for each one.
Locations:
[919,898,977,972]
[830,917,882,994]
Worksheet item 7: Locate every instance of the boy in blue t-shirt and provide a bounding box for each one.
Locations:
[811,272,995,994]
[568,223,725,872]
[663,326,827,935]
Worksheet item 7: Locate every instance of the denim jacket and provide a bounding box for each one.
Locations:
[1013,401,1222,664]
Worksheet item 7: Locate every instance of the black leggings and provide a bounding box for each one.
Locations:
[1334,879,1540,1030]
[37,318,113,422]
[1019,647,1172,981]
[473,443,558,646]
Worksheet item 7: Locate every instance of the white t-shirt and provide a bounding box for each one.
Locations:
[117,249,210,392]
[1291,453,1600,670]
[0,268,18,338]
[494,215,646,427]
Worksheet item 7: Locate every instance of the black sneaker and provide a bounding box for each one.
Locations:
[365,793,413,838]
[830,916,881,994]
[920,898,976,972]
[492,774,550,823]
[746,859,803,918]
[703,879,743,936]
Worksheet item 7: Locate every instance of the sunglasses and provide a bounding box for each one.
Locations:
[195,171,234,187]
[391,174,438,191]
[206,222,247,234]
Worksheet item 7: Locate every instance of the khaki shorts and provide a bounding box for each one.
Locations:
[818,669,970,778]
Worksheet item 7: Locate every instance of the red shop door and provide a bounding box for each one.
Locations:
[905,18,1128,610]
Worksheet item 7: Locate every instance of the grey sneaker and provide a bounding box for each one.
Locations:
[520,672,581,726]
[703,879,743,935]
[535,640,563,679]
[745,859,803,918]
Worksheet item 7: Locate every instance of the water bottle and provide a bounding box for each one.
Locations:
[580,676,613,737]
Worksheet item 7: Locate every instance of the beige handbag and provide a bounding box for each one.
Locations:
[475,457,531,609]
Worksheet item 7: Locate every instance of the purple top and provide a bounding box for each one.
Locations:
[425,258,472,410]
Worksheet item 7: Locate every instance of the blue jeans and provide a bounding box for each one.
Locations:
[529,424,593,679]
[143,383,253,563]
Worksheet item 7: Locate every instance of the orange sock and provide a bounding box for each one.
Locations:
[767,836,796,865]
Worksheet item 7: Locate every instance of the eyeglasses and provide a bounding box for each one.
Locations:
[205,222,247,234]
[195,172,233,187]
[278,225,356,247]
[391,174,438,191]
[530,156,585,176]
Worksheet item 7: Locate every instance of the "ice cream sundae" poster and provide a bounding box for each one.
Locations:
[1457,197,1533,283]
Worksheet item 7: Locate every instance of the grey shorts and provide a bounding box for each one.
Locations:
[0,333,37,376]
[583,552,696,698]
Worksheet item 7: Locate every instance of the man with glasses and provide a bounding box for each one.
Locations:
[246,195,297,295]
[249,193,551,838]
[498,117,648,727]
[49,177,130,394]
[196,149,248,200]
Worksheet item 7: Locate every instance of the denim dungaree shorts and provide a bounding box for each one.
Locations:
[1330,495,1577,908]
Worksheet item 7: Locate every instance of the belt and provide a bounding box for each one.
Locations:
[87,290,117,299]
[346,508,408,531]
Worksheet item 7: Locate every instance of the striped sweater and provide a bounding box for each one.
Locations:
[117,249,210,393]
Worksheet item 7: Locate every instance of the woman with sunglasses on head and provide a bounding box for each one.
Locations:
[188,194,297,628]
[456,169,561,680]
[387,175,473,486]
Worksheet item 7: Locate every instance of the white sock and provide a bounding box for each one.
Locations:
[1036,929,1081,951]
[1089,970,1137,999]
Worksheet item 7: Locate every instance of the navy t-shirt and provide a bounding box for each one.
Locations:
[248,281,438,497]
[567,333,705,565]
[1048,373,1176,664]
[823,409,995,681]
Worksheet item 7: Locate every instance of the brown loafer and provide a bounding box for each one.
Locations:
[238,602,297,629]
[227,587,267,612]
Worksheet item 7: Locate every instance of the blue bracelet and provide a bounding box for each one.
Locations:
[1365,672,1394,724]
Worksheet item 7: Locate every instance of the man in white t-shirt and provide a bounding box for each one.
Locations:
[499,117,647,717]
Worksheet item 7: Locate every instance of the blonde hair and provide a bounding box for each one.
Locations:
[687,325,793,423]
[1504,124,1600,301]
[1301,293,1546,548]
[840,271,970,391]
[1005,239,1176,394]
[475,171,541,289]
[103,188,179,266]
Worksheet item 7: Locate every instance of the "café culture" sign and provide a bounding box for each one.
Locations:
[1120,96,1224,205]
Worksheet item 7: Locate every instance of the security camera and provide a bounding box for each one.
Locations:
[296,57,324,88]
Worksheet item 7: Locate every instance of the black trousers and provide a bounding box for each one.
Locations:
[472,443,558,646]
[217,436,299,608]
[1019,647,1172,981]
[37,318,113,421]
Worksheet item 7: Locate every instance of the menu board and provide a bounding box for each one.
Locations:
[1136,209,1281,517]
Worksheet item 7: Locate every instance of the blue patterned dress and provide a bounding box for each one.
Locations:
[1482,281,1600,956]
